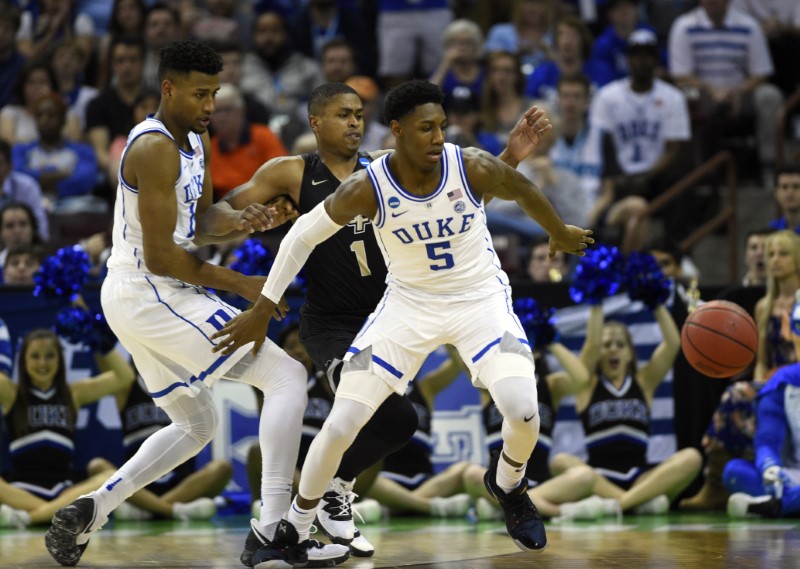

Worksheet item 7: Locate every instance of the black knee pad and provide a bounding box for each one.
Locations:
[368,392,418,450]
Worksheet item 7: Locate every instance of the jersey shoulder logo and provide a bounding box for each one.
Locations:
[311,179,328,186]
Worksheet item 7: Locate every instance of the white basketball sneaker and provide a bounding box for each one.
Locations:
[316,477,376,557]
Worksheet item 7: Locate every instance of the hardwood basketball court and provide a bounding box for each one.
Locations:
[0,513,796,568]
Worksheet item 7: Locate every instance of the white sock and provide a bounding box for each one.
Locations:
[496,451,526,494]
[286,497,317,542]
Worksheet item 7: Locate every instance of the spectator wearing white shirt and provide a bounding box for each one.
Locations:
[732,0,800,96]
[590,29,691,251]
[668,0,783,184]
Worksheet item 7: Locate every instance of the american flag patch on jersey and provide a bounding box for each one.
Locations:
[447,188,463,201]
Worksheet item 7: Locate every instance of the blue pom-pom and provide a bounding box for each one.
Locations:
[88,311,118,354]
[33,246,91,303]
[625,251,671,309]
[53,306,118,353]
[514,297,557,348]
[569,244,625,305]
[229,239,273,277]
[54,306,94,344]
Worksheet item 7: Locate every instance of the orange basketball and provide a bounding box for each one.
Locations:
[681,300,758,378]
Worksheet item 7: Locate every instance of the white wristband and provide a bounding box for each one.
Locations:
[260,201,343,302]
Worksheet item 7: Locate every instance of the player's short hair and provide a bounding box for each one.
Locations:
[158,40,223,83]
[384,80,444,124]
[307,83,358,117]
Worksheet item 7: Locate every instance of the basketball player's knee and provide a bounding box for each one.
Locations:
[498,393,538,426]
[183,399,219,447]
[322,401,372,451]
[320,416,360,451]
[374,394,417,447]
[489,375,538,426]
[268,354,308,410]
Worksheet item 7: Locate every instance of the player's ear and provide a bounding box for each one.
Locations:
[161,79,173,100]
[309,114,320,132]
[389,119,402,138]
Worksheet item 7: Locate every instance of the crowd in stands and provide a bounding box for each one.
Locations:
[2,0,800,531]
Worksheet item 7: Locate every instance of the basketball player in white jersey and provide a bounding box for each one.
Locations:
[45,41,348,567]
[211,80,594,565]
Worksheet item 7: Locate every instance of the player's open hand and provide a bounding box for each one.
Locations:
[506,106,552,163]
[211,297,276,356]
[549,225,594,258]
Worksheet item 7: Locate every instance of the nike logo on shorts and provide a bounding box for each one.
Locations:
[523,415,535,423]
[312,179,328,186]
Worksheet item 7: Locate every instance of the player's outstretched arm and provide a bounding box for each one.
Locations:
[463,147,593,256]
[211,171,378,356]
[197,156,304,243]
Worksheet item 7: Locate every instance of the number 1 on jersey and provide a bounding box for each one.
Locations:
[350,239,371,277]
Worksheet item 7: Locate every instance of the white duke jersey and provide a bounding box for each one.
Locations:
[106,117,205,274]
[590,78,690,175]
[366,143,509,300]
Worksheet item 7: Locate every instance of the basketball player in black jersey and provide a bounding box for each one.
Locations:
[203,82,552,559]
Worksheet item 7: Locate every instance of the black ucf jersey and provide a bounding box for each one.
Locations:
[298,152,387,318]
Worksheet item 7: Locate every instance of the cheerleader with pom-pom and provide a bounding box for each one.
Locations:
[0,325,135,528]
[549,250,703,515]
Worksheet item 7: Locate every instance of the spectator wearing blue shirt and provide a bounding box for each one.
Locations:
[525,15,614,107]
[12,94,99,213]
[484,0,555,72]
[769,166,800,234]
[430,19,485,109]
[592,0,664,80]
[725,356,800,518]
